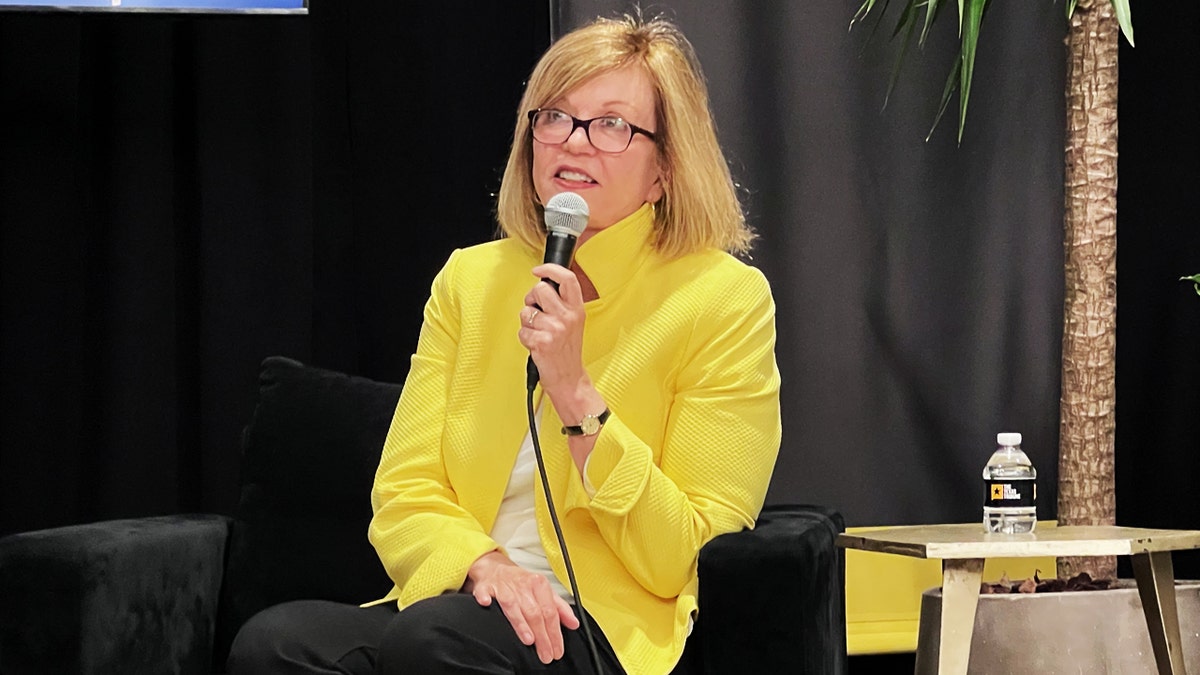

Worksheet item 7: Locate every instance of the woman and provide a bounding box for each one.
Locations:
[229,13,779,675]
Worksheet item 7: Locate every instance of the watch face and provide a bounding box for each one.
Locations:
[580,415,601,435]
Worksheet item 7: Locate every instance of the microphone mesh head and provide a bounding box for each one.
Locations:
[544,192,589,237]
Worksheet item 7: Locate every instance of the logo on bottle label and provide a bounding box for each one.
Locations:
[984,478,1035,508]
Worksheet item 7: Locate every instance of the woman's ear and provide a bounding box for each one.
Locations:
[647,161,668,204]
[646,177,665,205]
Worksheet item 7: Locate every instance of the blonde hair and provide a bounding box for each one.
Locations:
[495,14,752,259]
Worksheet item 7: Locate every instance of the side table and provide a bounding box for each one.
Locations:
[837,524,1200,675]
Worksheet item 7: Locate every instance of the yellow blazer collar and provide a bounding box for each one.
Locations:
[573,203,656,299]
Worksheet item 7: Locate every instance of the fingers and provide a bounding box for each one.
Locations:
[518,291,576,351]
[478,573,570,664]
[526,282,567,319]
[556,595,581,630]
[521,596,561,663]
[494,589,537,647]
[519,264,588,393]
[531,263,583,306]
[517,305,554,350]
[520,263,582,332]
[470,585,494,607]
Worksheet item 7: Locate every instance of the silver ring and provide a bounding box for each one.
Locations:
[526,308,540,327]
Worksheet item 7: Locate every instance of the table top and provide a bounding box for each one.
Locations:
[837,523,1200,559]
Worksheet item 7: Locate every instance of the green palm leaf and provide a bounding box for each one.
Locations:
[1111,0,1134,46]
[920,0,947,47]
[1183,274,1200,296]
[883,2,921,108]
[927,52,962,142]
[854,0,1135,143]
[851,0,894,48]
[956,0,989,143]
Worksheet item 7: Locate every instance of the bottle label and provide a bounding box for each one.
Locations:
[984,478,1036,508]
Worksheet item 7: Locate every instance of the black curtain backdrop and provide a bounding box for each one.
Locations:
[0,1,548,534]
[559,2,1200,569]
[564,1,1068,527]
[1,1,1197,578]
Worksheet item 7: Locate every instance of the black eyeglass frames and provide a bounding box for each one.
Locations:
[527,109,656,153]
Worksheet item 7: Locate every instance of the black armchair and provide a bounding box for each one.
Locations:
[0,357,846,674]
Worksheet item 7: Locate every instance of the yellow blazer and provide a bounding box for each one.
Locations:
[368,204,781,675]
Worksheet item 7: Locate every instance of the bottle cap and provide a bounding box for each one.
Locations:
[997,432,1022,446]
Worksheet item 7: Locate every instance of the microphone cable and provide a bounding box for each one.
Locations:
[520,190,603,672]
[525,378,606,675]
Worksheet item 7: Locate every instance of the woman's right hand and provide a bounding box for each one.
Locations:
[463,550,580,664]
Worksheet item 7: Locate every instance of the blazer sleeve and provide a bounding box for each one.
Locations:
[368,249,499,606]
[581,264,782,599]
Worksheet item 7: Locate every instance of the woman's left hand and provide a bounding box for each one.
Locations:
[518,263,588,394]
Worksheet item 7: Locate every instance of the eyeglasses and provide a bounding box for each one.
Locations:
[527,108,657,153]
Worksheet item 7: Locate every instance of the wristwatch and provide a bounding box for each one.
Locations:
[561,408,610,436]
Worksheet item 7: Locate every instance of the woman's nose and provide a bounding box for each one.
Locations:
[563,124,594,152]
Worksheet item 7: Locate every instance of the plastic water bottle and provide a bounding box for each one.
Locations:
[982,432,1037,534]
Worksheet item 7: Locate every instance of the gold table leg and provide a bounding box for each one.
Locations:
[1132,550,1188,675]
[938,557,985,675]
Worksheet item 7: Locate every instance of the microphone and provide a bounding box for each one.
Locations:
[540,191,589,288]
[527,192,589,389]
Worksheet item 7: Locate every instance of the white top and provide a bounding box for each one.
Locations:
[489,406,573,601]
[489,408,692,633]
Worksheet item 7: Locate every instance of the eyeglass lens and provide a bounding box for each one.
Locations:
[531,110,636,153]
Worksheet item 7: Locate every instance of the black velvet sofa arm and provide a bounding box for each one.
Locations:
[0,514,230,675]
[686,504,847,675]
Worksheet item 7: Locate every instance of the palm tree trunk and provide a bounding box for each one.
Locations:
[1057,0,1119,581]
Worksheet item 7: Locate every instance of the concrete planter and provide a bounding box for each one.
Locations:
[914,580,1200,674]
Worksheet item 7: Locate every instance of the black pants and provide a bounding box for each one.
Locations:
[227,593,629,675]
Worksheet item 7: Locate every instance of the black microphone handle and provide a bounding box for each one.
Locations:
[541,230,578,291]
[527,230,578,389]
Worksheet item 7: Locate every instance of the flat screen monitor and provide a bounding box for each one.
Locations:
[0,0,306,13]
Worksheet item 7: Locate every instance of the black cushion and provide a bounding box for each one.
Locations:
[0,514,228,674]
[214,356,401,666]
[686,503,846,675]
